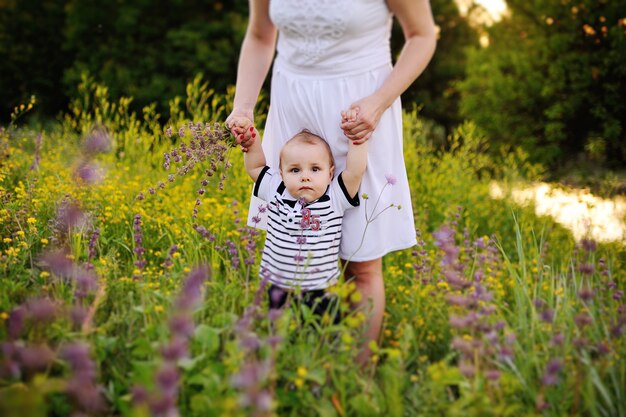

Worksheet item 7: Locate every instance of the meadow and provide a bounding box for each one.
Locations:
[1,78,625,417]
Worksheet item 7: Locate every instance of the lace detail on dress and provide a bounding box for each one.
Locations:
[270,0,354,61]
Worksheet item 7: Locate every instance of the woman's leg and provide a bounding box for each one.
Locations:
[341,257,384,365]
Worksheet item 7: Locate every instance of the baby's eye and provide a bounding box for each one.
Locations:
[290,168,300,173]
[312,167,320,172]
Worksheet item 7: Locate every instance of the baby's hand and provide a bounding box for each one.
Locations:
[240,126,259,152]
[341,108,358,123]
[341,108,362,144]
[226,115,256,152]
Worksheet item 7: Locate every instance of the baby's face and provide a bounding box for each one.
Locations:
[279,142,334,203]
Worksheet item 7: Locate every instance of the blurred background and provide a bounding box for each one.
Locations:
[1,0,625,183]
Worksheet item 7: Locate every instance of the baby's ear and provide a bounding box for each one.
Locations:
[329,165,335,179]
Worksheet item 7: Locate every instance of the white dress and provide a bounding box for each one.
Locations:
[249,0,417,262]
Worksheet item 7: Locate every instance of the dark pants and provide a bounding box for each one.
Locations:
[267,284,341,325]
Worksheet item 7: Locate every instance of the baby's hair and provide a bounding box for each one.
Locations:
[279,129,335,169]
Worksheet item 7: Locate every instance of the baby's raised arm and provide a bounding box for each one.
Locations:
[243,127,267,182]
[341,140,368,199]
[340,109,368,198]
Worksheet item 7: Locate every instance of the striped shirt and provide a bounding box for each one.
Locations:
[254,166,359,290]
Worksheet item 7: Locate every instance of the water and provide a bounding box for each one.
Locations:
[490,182,626,243]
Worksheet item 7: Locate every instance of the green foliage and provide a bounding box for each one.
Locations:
[63,0,248,116]
[395,0,480,133]
[459,0,626,167]
[0,0,69,119]
[1,81,625,416]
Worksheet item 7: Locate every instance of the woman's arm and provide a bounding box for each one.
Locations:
[341,0,437,143]
[226,0,277,146]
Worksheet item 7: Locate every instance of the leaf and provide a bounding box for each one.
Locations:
[194,324,221,355]
[349,393,380,417]
[130,337,153,357]
[0,384,47,417]
[131,361,157,386]
[178,354,205,371]
[307,368,326,385]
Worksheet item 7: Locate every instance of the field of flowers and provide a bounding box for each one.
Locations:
[1,79,625,417]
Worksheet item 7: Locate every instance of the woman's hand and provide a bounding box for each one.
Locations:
[226,110,255,151]
[340,95,385,145]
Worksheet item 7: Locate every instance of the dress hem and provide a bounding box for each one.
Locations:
[338,239,417,263]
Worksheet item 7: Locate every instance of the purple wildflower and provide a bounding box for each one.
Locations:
[83,126,110,154]
[133,214,146,278]
[60,342,107,413]
[76,161,103,184]
[541,358,563,386]
[550,332,565,347]
[580,238,597,252]
[7,307,26,339]
[194,225,216,241]
[155,362,179,396]
[540,308,555,324]
[459,361,476,378]
[40,249,75,277]
[385,174,397,186]
[446,294,474,307]
[70,306,88,330]
[578,263,595,275]
[25,297,58,324]
[485,369,501,381]
[169,315,195,339]
[160,337,188,361]
[131,385,149,405]
[175,266,209,310]
[75,271,98,300]
[162,244,178,269]
[574,312,593,328]
[16,344,55,374]
[55,198,86,231]
[30,132,42,170]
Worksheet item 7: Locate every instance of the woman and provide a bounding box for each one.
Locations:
[227,0,436,363]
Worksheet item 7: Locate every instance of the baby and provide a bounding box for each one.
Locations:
[240,115,367,311]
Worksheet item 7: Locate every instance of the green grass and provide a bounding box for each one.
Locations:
[0,80,624,417]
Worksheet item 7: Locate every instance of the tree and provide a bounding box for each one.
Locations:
[0,0,69,120]
[394,0,479,136]
[459,0,626,167]
[63,0,248,115]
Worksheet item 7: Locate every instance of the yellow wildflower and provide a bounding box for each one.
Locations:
[296,366,308,378]
[437,281,449,290]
